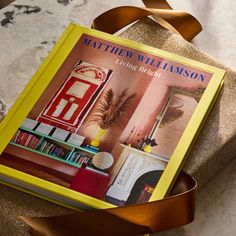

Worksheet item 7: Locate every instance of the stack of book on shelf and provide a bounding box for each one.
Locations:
[11,130,41,149]
[37,139,69,160]
[68,152,92,165]
[11,130,70,160]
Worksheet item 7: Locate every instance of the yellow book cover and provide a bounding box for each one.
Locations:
[0,24,225,210]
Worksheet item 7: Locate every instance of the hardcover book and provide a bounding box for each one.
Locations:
[0,24,225,210]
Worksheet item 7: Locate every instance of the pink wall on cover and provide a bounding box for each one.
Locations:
[67,34,212,154]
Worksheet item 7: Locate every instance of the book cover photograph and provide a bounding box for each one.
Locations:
[0,25,224,208]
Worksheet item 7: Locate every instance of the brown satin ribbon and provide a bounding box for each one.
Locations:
[92,0,202,41]
[21,1,201,235]
[21,172,196,236]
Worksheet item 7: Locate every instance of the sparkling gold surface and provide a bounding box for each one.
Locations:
[0,184,73,236]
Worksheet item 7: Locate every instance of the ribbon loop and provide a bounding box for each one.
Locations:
[21,172,197,235]
[92,0,202,41]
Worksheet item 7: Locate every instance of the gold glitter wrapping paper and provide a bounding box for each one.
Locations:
[0,18,235,235]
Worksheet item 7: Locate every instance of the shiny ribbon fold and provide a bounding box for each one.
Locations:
[21,172,196,236]
[92,0,202,41]
[21,1,202,235]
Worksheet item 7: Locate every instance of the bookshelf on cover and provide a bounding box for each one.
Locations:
[9,122,96,169]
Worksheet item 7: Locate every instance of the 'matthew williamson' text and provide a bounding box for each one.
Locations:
[82,36,207,82]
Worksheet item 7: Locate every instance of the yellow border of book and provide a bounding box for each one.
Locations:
[0,23,225,209]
